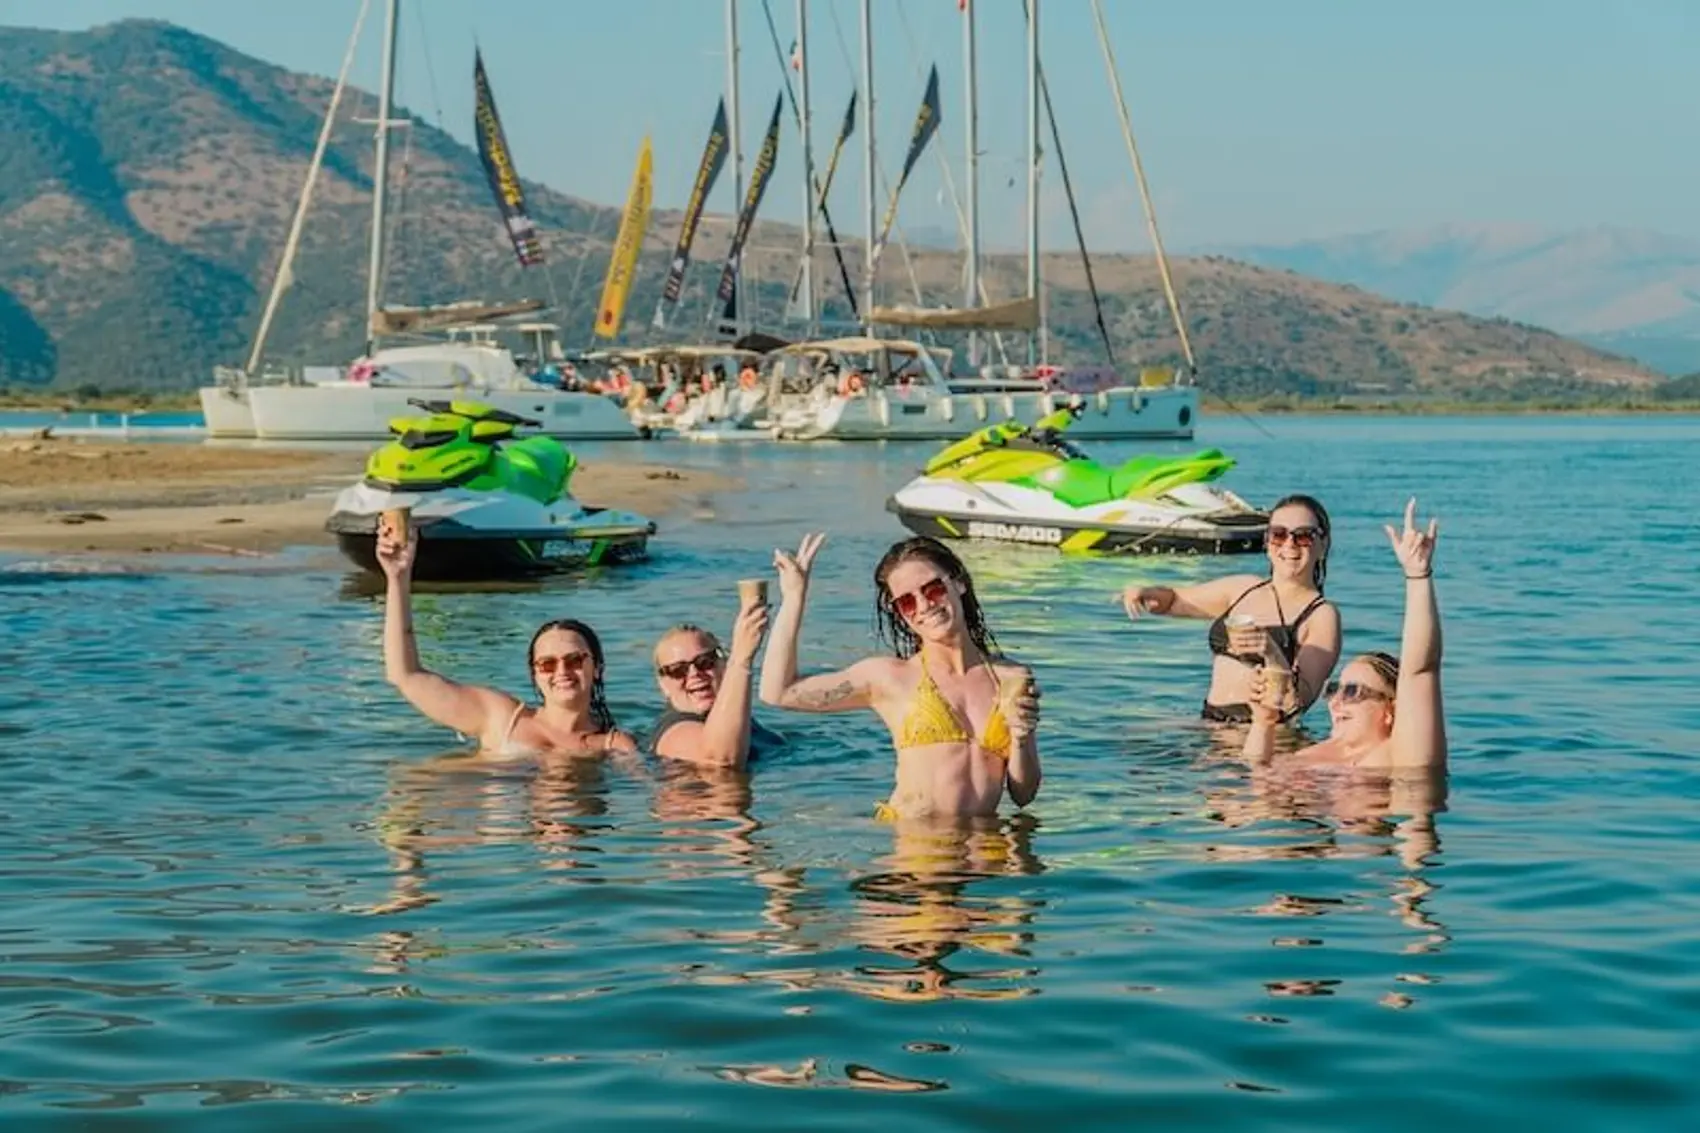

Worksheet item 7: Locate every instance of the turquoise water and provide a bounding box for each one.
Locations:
[3,415,1697,1128]
[0,410,205,429]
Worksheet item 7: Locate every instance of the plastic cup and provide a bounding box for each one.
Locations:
[1262,665,1292,707]
[738,578,769,610]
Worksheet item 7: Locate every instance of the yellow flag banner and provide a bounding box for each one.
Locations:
[594,136,654,339]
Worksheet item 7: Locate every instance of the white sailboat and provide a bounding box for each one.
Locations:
[199,0,638,441]
[768,0,1199,442]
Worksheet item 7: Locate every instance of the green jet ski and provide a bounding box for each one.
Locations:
[885,403,1267,553]
[324,399,656,579]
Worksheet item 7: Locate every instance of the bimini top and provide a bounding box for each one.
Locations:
[776,336,931,356]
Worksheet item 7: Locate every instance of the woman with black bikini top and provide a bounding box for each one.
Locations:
[1122,494,1343,724]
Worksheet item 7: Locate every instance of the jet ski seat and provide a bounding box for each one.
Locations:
[504,437,574,501]
[1110,449,1236,499]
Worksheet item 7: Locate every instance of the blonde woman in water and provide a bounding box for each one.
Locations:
[759,533,1041,819]
[1245,499,1446,773]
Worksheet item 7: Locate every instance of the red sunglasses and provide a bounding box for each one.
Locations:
[1268,525,1322,549]
[532,650,591,675]
[889,577,951,619]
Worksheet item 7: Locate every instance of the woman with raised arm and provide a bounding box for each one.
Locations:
[759,533,1041,819]
[1244,499,1446,772]
[1123,493,1342,723]
[377,519,636,757]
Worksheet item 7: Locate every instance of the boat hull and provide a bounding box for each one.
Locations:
[885,479,1267,555]
[249,384,642,441]
[775,385,1197,441]
[198,386,256,438]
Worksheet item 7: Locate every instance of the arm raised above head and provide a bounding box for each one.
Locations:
[1386,499,1446,769]
[380,524,507,741]
[760,532,879,714]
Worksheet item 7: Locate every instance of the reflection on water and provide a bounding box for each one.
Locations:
[4,417,1699,1125]
[843,817,1045,1004]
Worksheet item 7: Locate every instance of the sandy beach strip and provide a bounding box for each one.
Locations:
[0,438,736,556]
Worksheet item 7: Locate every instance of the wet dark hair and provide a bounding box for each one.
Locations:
[1269,493,1332,591]
[873,536,1000,660]
[527,618,616,732]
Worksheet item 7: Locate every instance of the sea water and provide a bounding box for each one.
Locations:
[1,414,1696,1129]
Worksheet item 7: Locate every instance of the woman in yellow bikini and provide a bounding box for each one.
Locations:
[759,533,1041,819]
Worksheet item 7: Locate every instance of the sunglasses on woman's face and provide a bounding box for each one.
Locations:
[533,650,591,676]
[656,649,723,682]
[1268,525,1322,549]
[1325,679,1391,704]
[889,577,951,620]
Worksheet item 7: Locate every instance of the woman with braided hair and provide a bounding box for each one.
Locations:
[759,533,1041,819]
[1244,499,1447,772]
[375,517,636,757]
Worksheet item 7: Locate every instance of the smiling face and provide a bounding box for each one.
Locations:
[654,628,724,713]
[530,626,597,709]
[1266,501,1328,587]
[883,558,966,648]
[1326,655,1398,746]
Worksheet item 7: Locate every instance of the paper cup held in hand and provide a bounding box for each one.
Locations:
[738,578,769,610]
[381,507,412,542]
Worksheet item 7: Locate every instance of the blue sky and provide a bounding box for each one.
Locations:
[9,0,1700,249]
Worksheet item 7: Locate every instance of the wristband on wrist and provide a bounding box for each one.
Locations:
[1404,570,1432,580]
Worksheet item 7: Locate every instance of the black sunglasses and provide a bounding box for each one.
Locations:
[657,648,724,682]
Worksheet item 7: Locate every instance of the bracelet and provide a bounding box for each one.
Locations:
[1404,571,1432,580]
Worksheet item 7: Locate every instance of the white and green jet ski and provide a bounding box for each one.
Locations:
[324,399,656,579]
[886,403,1267,554]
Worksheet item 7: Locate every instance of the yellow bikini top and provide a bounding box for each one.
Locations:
[896,651,1013,759]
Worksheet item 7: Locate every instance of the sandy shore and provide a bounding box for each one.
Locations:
[0,438,736,557]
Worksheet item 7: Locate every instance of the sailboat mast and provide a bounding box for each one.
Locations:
[364,0,399,349]
[248,0,371,375]
[1025,0,1041,365]
[860,0,876,325]
[797,0,816,336]
[964,0,981,369]
[725,0,746,336]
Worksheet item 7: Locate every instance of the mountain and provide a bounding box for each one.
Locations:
[0,20,1665,399]
[1216,224,1700,375]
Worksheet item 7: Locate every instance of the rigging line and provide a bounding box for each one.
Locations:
[1088,0,1193,374]
[756,0,860,319]
[822,0,924,311]
[1023,0,1113,366]
[889,0,969,261]
[1089,1,1272,438]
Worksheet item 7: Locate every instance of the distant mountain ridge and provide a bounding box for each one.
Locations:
[0,19,1665,399]
[1214,224,1700,374]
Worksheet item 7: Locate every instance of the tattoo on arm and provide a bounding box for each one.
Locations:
[783,679,857,710]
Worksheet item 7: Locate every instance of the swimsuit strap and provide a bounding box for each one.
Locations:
[1227,579,1269,615]
[500,701,527,749]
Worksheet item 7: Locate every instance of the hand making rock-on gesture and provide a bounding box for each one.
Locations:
[1386,496,1438,580]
